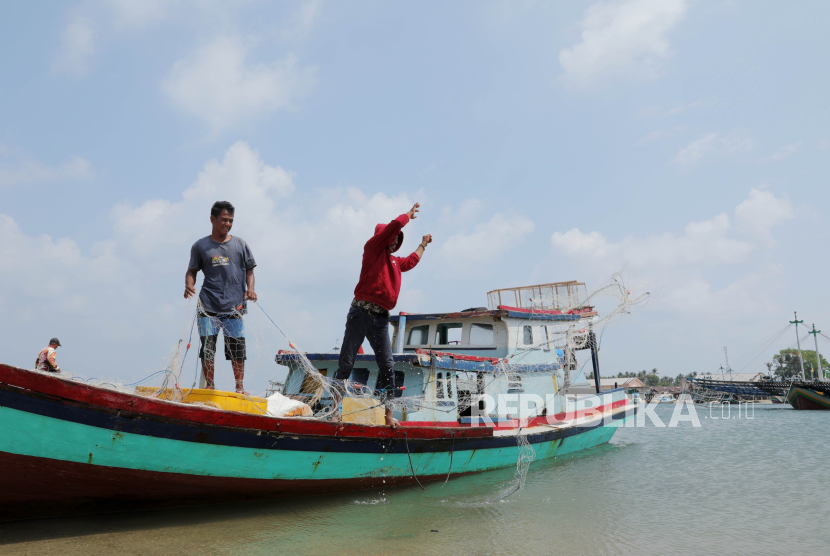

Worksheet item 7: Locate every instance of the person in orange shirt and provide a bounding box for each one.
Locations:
[35,338,61,373]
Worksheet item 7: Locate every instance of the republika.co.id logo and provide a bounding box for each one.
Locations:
[468,394,756,428]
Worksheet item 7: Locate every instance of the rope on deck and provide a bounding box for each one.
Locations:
[402,430,426,491]
[442,433,455,488]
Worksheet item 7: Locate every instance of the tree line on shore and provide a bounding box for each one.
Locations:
[599,348,830,385]
[769,348,828,379]
[603,369,696,387]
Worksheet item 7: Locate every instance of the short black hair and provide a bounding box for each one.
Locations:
[211,201,235,218]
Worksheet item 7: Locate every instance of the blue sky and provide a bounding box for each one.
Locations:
[2,0,828,392]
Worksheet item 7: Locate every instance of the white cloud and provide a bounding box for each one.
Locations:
[673,132,753,167]
[549,188,792,318]
[50,16,95,78]
[558,0,687,87]
[281,0,322,40]
[161,36,317,132]
[104,0,172,27]
[673,133,718,166]
[552,212,752,270]
[4,140,413,303]
[0,215,122,312]
[664,100,701,115]
[108,140,422,290]
[661,265,784,316]
[440,213,535,263]
[0,154,93,186]
[734,188,793,246]
[111,140,296,255]
[768,142,802,161]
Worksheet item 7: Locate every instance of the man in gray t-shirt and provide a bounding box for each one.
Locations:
[184,201,257,394]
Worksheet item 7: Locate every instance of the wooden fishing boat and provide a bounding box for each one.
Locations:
[786,382,830,410]
[687,377,830,410]
[0,363,630,521]
[0,282,634,521]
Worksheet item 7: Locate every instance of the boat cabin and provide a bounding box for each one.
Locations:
[277,282,598,424]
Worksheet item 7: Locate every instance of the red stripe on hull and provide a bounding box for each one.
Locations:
[468,399,628,429]
[0,364,489,441]
[0,451,452,522]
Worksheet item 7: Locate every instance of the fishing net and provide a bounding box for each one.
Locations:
[140,275,646,428]
[30,275,647,424]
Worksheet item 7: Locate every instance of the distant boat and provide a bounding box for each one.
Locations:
[687,377,830,410]
[786,382,830,410]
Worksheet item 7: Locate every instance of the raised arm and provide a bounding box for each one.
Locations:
[414,234,432,259]
[400,234,432,272]
[364,203,420,252]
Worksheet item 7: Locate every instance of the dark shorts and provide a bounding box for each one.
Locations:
[197,312,246,361]
[199,335,246,361]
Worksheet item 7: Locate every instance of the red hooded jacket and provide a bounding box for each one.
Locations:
[353,214,421,311]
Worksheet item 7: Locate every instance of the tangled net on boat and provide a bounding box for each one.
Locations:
[36,274,647,433]
[284,273,651,428]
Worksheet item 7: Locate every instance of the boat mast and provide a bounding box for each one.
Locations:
[724,347,732,381]
[808,323,822,381]
[790,312,806,380]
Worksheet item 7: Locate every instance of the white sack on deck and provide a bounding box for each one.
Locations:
[266,392,313,417]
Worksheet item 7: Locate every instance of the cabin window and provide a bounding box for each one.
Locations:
[436,372,444,399]
[436,323,463,345]
[541,325,550,351]
[523,326,533,345]
[349,368,371,387]
[447,372,454,398]
[470,323,495,345]
[408,325,430,345]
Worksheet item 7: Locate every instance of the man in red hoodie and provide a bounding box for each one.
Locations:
[335,203,432,427]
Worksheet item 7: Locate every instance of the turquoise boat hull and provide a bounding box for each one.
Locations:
[0,364,630,520]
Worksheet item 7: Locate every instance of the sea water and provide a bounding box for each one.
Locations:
[1,405,828,555]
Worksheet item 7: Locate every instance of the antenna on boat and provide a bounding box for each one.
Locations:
[723,347,732,381]
[790,312,806,379]
[808,324,822,380]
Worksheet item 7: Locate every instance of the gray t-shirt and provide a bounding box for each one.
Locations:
[188,236,257,314]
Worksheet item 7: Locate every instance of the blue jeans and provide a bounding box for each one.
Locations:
[335,306,396,397]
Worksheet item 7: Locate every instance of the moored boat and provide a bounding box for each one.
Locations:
[786,382,830,410]
[0,281,636,520]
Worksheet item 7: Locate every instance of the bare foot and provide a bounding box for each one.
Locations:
[385,407,400,428]
[236,390,250,396]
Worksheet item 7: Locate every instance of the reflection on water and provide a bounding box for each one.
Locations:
[2,406,829,555]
